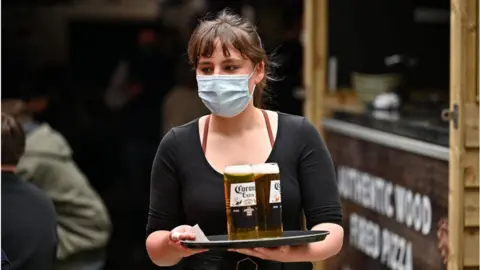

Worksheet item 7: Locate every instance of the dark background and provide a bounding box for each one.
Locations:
[2,0,450,269]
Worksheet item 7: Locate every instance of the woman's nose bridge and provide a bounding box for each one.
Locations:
[213,66,222,75]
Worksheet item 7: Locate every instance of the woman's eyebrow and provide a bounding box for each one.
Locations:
[197,60,213,65]
[221,58,242,64]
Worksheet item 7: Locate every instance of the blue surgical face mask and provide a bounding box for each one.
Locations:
[197,70,256,118]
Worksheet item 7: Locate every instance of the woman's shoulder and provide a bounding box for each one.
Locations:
[164,117,203,142]
[274,112,322,146]
[276,111,313,130]
[158,118,202,159]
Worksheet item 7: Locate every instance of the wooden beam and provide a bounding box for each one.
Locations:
[304,0,329,269]
[464,189,479,227]
[448,0,479,269]
[463,228,480,266]
[303,0,315,122]
[313,0,328,137]
[448,0,466,268]
[463,150,479,188]
[303,0,328,137]
[465,0,479,103]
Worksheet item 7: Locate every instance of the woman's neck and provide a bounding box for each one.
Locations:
[210,104,262,135]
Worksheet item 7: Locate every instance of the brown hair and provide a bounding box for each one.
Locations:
[187,9,276,108]
[1,113,26,165]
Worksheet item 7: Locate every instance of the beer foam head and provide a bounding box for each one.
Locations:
[253,163,280,174]
[224,164,253,175]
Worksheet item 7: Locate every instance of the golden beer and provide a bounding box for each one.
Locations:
[224,164,259,240]
[253,163,283,238]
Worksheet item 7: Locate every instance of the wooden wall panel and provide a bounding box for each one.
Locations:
[449,0,479,269]
[324,131,449,270]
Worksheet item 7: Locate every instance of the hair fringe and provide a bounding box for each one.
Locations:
[188,8,283,109]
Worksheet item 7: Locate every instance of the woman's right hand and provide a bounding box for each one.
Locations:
[168,225,208,258]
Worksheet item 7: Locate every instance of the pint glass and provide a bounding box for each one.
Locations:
[224,164,259,240]
[253,163,283,238]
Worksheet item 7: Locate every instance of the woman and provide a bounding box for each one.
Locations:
[146,10,343,269]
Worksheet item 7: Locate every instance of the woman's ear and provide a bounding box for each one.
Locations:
[255,61,266,84]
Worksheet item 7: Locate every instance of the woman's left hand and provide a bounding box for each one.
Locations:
[229,246,294,262]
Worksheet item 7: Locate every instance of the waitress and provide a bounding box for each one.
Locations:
[146,9,344,270]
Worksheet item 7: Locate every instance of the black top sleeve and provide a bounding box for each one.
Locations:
[147,129,185,236]
[298,118,342,229]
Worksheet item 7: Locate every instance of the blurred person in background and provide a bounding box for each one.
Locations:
[104,25,181,267]
[269,2,304,115]
[2,76,111,270]
[160,0,208,41]
[1,113,57,270]
[162,57,210,135]
[105,26,177,191]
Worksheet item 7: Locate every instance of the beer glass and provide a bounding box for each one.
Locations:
[224,164,259,240]
[253,163,283,238]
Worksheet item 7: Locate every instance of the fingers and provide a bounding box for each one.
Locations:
[229,248,268,260]
[169,239,191,253]
[169,230,208,258]
[170,231,196,241]
[190,249,209,255]
[229,246,288,261]
[171,231,181,241]
[253,246,288,258]
[168,239,208,256]
[259,246,288,252]
[229,248,266,260]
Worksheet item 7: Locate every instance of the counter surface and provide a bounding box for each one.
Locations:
[330,110,449,147]
[322,110,450,161]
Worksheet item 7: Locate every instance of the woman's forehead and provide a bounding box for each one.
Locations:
[198,40,243,62]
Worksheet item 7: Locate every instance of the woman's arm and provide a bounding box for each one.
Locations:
[145,129,185,266]
[146,230,183,266]
[296,117,344,261]
[288,223,344,261]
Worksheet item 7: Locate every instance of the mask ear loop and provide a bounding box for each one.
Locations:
[248,65,258,97]
[249,65,258,79]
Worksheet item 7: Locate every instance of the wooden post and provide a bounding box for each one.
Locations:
[303,0,314,124]
[303,0,328,136]
[448,0,479,269]
[304,1,328,269]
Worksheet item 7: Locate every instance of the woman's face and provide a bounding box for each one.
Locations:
[196,39,265,94]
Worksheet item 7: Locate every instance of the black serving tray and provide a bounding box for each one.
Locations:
[181,230,329,249]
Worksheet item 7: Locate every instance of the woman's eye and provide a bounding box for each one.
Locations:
[225,66,239,71]
[200,67,213,73]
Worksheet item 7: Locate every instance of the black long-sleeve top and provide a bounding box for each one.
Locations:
[147,113,342,269]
